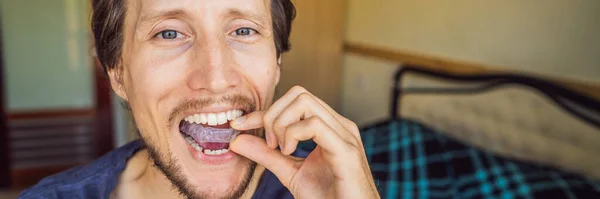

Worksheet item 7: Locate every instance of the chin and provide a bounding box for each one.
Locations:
[175,133,256,194]
[141,94,261,198]
[143,109,259,199]
[145,135,257,199]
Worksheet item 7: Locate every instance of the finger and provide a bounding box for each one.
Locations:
[231,110,278,148]
[278,86,362,141]
[279,116,321,155]
[281,116,351,158]
[230,110,265,130]
[299,91,362,140]
[230,134,299,188]
[282,118,376,195]
[262,86,313,148]
[281,117,370,187]
[272,93,359,151]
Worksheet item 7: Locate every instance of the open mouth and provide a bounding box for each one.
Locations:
[179,110,244,156]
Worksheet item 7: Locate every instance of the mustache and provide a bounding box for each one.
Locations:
[168,94,255,126]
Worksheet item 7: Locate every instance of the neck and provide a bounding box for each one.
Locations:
[111,148,265,199]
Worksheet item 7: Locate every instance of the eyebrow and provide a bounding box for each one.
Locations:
[137,9,188,29]
[136,7,271,31]
[226,8,270,29]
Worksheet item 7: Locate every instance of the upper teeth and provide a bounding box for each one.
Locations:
[184,110,243,126]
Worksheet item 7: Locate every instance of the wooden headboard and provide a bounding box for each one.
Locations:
[345,42,600,100]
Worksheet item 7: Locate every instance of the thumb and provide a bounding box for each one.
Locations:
[230,134,298,187]
[231,110,265,130]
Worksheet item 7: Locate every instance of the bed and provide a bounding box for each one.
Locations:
[299,65,600,198]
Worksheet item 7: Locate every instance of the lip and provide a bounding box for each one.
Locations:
[174,105,253,164]
[173,106,249,129]
[180,131,238,165]
[182,106,249,116]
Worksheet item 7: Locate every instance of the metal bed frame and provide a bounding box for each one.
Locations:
[391,65,600,130]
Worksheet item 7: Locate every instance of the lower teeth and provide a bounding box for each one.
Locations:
[184,134,229,155]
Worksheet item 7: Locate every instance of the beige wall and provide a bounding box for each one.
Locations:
[341,54,398,126]
[341,0,600,126]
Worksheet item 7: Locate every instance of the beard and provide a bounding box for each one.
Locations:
[129,94,259,199]
[142,138,257,199]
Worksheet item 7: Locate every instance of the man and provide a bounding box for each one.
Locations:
[19,0,379,198]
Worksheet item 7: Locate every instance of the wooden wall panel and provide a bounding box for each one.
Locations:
[7,111,97,189]
[276,0,346,110]
[0,13,10,189]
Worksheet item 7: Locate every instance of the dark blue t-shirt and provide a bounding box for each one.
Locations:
[18,140,306,199]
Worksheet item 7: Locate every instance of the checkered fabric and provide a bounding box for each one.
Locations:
[297,119,600,199]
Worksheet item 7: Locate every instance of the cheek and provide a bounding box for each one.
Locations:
[234,49,278,102]
[124,50,190,127]
[129,51,188,99]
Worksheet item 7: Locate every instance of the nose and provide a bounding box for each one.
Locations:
[186,39,241,94]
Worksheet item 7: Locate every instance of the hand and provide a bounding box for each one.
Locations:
[230,86,379,199]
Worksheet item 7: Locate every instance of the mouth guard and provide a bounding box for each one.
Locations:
[180,123,240,143]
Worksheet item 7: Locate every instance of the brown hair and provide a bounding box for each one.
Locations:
[91,0,296,73]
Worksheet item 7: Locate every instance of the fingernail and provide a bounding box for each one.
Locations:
[232,116,246,127]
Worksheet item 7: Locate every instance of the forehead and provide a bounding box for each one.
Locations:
[128,0,272,26]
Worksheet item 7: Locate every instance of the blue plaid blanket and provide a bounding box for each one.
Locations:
[298,119,600,199]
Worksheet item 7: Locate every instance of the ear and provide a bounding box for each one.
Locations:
[275,57,282,85]
[107,66,128,101]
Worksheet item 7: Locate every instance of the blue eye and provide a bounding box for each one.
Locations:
[234,28,256,36]
[158,30,181,39]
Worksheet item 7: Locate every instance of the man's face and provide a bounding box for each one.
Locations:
[109,0,280,198]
